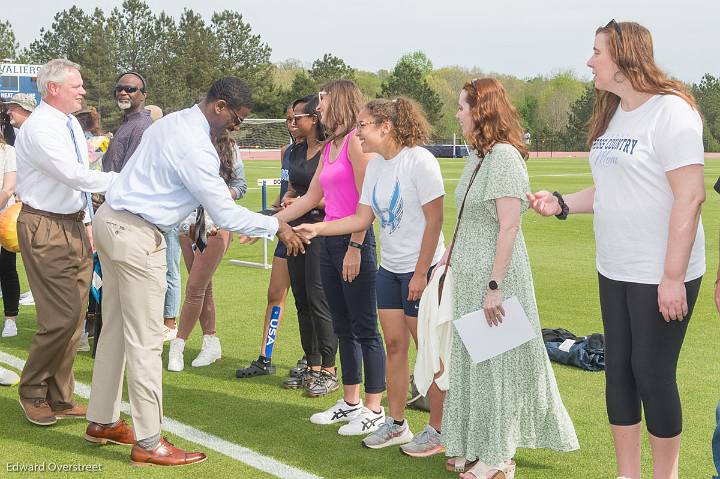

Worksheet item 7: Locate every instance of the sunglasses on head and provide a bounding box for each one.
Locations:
[605,19,622,37]
[114,85,144,94]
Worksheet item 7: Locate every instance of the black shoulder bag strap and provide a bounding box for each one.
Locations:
[438,154,485,302]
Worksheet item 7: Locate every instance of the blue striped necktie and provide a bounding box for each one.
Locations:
[66,117,94,221]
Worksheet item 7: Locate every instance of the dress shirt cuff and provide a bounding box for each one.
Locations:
[260,216,279,240]
[83,205,92,224]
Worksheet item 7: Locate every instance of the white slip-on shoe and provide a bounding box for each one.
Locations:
[310,399,363,425]
[338,406,385,436]
[2,319,17,337]
[191,335,221,367]
[167,338,185,372]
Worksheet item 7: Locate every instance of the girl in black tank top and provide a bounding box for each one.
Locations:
[288,142,324,225]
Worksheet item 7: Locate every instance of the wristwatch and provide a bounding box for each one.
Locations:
[488,280,499,290]
[348,240,363,250]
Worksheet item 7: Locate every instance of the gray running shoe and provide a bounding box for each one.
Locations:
[400,424,445,457]
[361,416,413,449]
[304,370,339,397]
[282,368,318,389]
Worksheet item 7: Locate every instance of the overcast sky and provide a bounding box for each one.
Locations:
[4,0,718,82]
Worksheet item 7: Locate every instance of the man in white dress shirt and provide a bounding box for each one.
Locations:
[14,59,117,426]
[84,77,304,466]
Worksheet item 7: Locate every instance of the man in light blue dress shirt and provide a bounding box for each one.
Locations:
[84,77,304,467]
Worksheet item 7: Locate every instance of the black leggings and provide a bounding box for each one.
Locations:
[598,273,701,438]
[287,238,337,368]
[0,247,20,317]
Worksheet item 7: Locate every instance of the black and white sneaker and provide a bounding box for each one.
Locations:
[309,399,363,425]
[338,406,385,436]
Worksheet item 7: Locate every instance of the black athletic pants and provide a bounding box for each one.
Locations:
[0,246,20,317]
[287,238,337,368]
[598,272,702,438]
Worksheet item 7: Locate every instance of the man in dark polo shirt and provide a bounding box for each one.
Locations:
[102,72,152,173]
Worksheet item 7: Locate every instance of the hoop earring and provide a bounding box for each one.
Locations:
[613,71,625,84]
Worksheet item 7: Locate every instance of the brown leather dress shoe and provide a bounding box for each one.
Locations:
[130,438,207,467]
[52,403,87,419]
[19,398,57,426]
[85,419,136,445]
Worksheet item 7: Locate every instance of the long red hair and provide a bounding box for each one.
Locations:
[588,21,697,146]
[462,78,528,160]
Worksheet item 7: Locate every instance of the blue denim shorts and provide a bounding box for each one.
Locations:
[376,266,434,317]
[273,241,287,259]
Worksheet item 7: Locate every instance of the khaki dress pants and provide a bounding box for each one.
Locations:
[86,203,167,441]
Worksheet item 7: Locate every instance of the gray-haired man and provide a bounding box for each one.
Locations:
[14,59,116,426]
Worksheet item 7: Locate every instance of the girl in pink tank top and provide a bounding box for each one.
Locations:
[274,80,386,432]
[318,130,359,221]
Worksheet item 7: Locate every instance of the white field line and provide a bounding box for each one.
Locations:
[0,350,322,479]
[443,173,592,182]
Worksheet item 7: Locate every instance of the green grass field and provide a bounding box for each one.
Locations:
[1,157,719,478]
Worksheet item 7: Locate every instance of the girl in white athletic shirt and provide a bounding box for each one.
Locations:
[294,97,447,455]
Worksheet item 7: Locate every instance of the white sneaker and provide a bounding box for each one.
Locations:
[310,399,364,425]
[19,291,34,306]
[2,319,17,337]
[338,406,385,436]
[162,326,177,342]
[191,335,221,367]
[167,338,185,372]
[0,366,20,386]
[77,331,90,352]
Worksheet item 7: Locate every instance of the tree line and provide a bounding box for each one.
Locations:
[1,1,718,151]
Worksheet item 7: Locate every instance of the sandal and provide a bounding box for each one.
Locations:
[446,458,479,473]
[459,460,515,479]
[235,360,276,378]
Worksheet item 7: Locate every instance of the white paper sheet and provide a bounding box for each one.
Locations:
[453,296,536,364]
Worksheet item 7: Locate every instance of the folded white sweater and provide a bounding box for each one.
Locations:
[414,264,454,395]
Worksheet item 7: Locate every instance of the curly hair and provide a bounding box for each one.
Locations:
[364,97,429,147]
[587,21,697,146]
[462,78,528,159]
[213,132,237,186]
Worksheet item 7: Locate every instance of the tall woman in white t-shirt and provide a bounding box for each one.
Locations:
[528,20,705,479]
[0,133,19,339]
[294,97,446,454]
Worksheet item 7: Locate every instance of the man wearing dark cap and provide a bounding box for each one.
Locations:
[102,72,151,174]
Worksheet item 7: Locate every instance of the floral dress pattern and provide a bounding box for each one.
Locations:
[441,144,579,464]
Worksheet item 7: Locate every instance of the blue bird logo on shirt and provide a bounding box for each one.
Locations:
[372,179,404,235]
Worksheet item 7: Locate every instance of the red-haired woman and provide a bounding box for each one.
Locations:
[442,78,578,479]
[528,21,705,479]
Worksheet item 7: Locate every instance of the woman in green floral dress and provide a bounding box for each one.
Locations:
[439,78,579,479]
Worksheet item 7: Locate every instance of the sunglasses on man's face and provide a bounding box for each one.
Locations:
[605,19,622,37]
[226,106,244,127]
[114,85,143,94]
